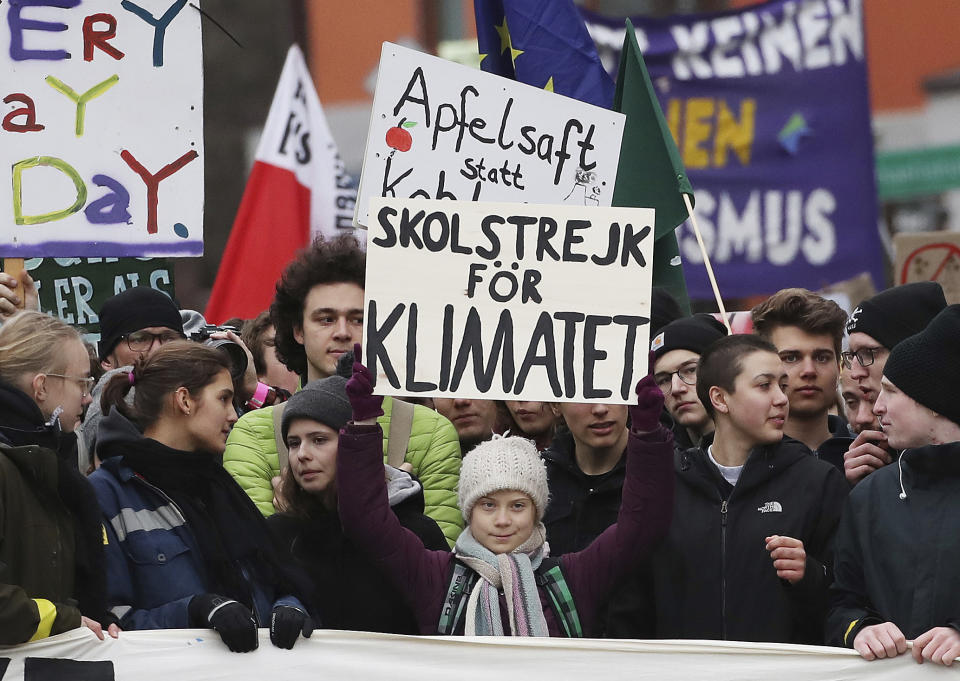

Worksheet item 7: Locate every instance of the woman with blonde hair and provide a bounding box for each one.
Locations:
[0,311,115,644]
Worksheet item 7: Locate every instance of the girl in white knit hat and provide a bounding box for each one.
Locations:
[337,345,674,637]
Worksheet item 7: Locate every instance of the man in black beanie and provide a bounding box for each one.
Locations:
[650,314,727,451]
[828,305,960,667]
[842,281,947,484]
[97,287,185,371]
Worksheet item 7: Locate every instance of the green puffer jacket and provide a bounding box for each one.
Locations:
[224,396,464,546]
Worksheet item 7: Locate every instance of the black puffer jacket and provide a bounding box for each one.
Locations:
[608,435,848,644]
[827,443,960,646]
[542,430,626,556]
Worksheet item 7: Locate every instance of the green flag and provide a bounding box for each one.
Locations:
[612,19,694,314]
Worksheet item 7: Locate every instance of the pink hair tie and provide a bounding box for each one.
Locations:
[127,371,136,386]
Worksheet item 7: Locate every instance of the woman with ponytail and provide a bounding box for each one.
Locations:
[88,341,314,652]
[0,311,115,644]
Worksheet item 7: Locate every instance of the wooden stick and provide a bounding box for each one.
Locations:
[682,193,732,334]
[3,258,25,309]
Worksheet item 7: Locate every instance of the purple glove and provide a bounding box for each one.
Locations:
[345,343,384,422]
[629,351,665,433]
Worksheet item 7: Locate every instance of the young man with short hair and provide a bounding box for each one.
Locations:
[650,314,727,451]
[752,288,850,469]
[828,305,960,667]
[431,398,498,454]
[609,335,847,643]
[223,236,464,545]
[841,282,946,483]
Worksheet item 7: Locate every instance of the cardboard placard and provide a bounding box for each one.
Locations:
[364,198,655,404]
[1,0,203,256]
[354,43,625,227]
[893,231,960,304]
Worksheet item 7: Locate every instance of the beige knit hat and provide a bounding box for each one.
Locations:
[457,435,549,523]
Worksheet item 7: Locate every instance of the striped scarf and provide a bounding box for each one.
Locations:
[454,524,550,636]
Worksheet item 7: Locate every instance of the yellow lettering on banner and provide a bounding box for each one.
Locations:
[666,98,682,150]
[714,99,756,167]
[29,598,57,641]
[683,98,714,168]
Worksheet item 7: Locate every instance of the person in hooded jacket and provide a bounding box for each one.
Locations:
[268,376,448,634]
[608,335,848,644]
[0,312,115,644]
[88,341,313,652]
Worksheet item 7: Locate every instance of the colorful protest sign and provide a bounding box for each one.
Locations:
[1,0,203,257]
[0,627,945,681]
[354,43,625,227]
[583,1,884,298]
[364,197,654,404]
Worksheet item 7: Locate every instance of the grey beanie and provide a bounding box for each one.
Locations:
[280,376,351,442]
[458,435,549,523]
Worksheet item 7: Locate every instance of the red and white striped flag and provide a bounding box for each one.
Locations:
[205,45,358,323]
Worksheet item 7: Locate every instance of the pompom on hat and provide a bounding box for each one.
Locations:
[457,435,549,523]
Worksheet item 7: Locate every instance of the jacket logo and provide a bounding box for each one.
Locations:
[757,501,782,513]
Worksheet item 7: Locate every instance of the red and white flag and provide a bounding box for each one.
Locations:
[205,45,358,323]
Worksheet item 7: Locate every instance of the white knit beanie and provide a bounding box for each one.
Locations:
[457,435,549,523]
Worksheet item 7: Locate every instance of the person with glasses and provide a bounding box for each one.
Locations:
[0,311,117,644]
[752,289,851,471]
[650,314,727,452]
[842,282,946,484]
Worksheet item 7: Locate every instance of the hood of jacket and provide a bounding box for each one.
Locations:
[385,464,426,513]
[95,406,146,462]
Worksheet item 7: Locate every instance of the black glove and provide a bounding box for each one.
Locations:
[189,593,258,653]
[270,605,315,649]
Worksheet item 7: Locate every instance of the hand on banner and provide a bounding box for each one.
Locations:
[189,594,258,653]
[209,329,259,401]
[911,627,960,666]
[629,352,664,435]
[80,616,120,641]
[844,430,892,484]
[764,535,806,583]
[270,605,315,649]
[0,271,39,320]
[346,343,384,424]
[854,622,907,661]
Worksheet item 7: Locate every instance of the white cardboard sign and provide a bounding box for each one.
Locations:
[0,0,204,257]
[354,43,625,228]
[364,198,655,404]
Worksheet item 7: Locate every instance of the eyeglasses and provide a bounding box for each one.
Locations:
[123,330,183,353]
[840,346,885,370]
[654,362,698,395]
[45,373,95,398]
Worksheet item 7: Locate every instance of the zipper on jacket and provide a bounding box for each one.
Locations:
[720,498,728,640]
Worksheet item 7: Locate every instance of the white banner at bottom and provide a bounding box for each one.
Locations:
[0,628,951,680]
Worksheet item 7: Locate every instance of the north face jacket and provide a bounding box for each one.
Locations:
[223,396,464,545]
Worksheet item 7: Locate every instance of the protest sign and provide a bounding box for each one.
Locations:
[583,0,884,299]
[1,0,203,257]
[364,197,655,404]
[354,43,625,227]
[894,231,960,304]
[0,627,946,681]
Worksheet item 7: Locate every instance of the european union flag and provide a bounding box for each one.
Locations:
[474,0,615,109]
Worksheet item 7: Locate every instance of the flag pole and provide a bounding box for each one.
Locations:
[682,193,732,334]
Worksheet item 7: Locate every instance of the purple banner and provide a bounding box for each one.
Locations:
[584,0,884,298]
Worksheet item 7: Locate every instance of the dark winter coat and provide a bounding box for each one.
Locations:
[542,430,626,555]
[268,468,448,634]
[337,422,674,637]
[608,434,848,644]
[827,442,960,646]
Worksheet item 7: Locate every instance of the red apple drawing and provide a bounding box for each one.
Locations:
[386,118,416,152]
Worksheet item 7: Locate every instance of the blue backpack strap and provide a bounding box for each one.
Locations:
[437,559,479,635]
[535,557,583,638]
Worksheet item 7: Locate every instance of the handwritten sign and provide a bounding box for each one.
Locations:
[894,231,960,305]
[364,198,655,404]
[1,0,203,256]
[354,43,625,227]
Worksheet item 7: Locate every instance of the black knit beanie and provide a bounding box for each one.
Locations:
[845,282,946,351]
[280,376,352,442]
[98,287,183,360]
[651,314,728,361]
[883,305,960,426]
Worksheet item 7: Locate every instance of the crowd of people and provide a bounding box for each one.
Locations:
[2,234,958,668]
